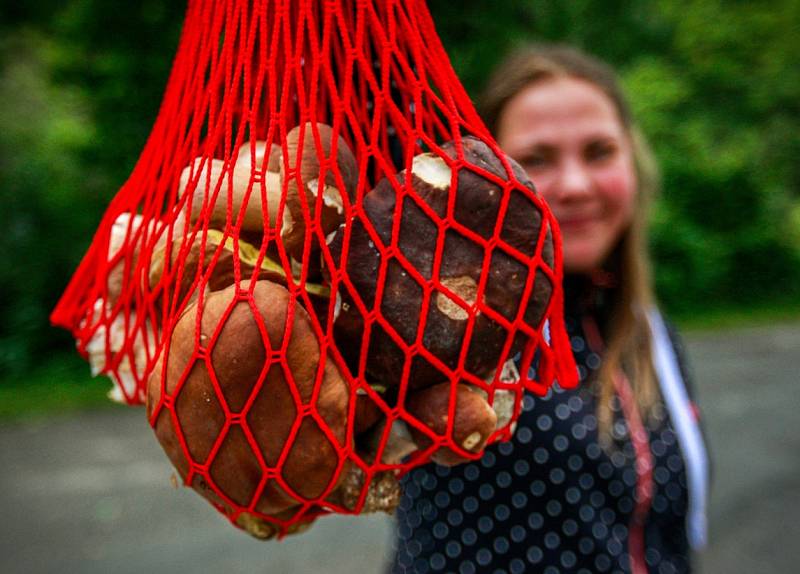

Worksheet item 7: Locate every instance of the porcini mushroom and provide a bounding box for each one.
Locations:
[405,381,498,466]
[147,230,331,320]
[329,136,554,391]
[84,299,158,404]
[106,213,144,306]
[179,151,282,233]
[147,280,350,525]
[281,122,358,261]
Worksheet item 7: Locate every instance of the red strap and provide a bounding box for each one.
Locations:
[582,315,653,574]
[614,369,654,574]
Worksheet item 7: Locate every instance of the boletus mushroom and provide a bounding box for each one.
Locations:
[328,136,554,391]
[106,213,144,306]
[281,122,358,262]
[405,381,498,466]
[147,229,329,314]
[84,299,158,404]
[236,140,282,174]
[146,280,350,537]
[179,146,282,233]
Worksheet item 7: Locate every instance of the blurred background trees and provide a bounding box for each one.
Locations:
[1,0,799,379]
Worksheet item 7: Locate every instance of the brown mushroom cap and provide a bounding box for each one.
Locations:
[281,122,358,261]
[179,156,282,233]
[405,382,498,466]
[353,390,387,435]
[235,141,281,173]
[329,136,554,391]
[147,280,350,520]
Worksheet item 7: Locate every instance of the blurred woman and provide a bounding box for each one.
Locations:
[390,45,709,574]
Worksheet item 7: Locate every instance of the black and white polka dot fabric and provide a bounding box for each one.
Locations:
[389,277,704,574]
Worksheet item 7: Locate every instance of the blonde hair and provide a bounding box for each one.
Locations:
[480,45,661,441]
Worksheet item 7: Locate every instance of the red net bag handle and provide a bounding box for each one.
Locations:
[51,0,577,538]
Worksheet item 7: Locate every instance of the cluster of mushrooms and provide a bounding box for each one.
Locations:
[88,123,554,539]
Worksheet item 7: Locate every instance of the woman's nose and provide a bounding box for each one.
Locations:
[555,158,592,200]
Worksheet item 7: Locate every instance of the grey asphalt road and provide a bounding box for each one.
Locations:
[1,321,798,574]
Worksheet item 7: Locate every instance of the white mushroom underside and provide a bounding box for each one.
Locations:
[84,300,159,404]
[282,208,294,236]
[462,431,484,451]
[308,178,344,215]
[499,359,520,384]
[490,389,516,430]
[109,214,143,260]
[436,275,479,321]
[333,291,343,321]
[469,376,516,432]
[411,153,451,189]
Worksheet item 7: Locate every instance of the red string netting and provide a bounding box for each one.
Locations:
[51,0,577,539]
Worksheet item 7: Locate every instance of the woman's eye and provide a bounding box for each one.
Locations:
[518,154,549,170]
[586,142,617,162]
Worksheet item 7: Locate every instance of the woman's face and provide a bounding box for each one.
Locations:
[496,76,638,274]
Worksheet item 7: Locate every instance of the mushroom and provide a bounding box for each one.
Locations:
[329,136,554,391]
[84,299,158,404]
[405,381,498,466]
[353,386,388,435]
[147,280,350,526]
[91,211,174,403]
[106,213,144,306]
[329,467,401,514]
[179,149,282,233]
[107,210,190,306]
[475,358,521,432]
[235,140,281,173]
[234,507,316,540]
[364,418,419,466]
[281,122,358,262]
[148,230,330,319]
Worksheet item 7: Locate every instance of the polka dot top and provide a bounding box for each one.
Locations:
[389,276,704,574]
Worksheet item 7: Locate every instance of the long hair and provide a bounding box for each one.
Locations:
[480,45,661,442]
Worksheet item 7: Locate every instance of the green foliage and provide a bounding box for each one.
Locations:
[647,0,800,307]
[430,0,800,313]
[0,2,183,376]
[0,0,798,383]
[0,352,120,420]
[0,30,101,374]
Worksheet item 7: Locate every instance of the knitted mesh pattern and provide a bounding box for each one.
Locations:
[51,0,577,535]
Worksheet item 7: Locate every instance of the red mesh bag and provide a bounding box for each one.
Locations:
[51,0,577,539]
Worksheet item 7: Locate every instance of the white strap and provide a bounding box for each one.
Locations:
[648,308,709,549]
